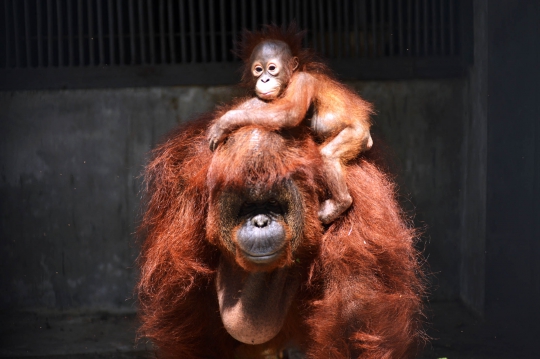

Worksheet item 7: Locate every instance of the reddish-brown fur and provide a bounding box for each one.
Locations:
[137,113,426,358]
[208,25,375,224]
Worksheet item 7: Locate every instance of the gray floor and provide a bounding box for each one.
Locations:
[0,301,535,359]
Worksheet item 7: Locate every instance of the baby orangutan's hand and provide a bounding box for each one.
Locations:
[208,111,245,151]
[208,121,229,152]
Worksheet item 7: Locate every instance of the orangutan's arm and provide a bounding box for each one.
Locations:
[208,73,316,151]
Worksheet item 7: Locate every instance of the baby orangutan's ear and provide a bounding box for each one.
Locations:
[291,57,299,71]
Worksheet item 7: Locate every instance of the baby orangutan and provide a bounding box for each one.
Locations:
[208,27,373,224]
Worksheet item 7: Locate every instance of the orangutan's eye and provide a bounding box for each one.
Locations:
[267,64,279,75]
[253,66,263,76]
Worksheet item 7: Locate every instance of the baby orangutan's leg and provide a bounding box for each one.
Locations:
[318,124,371,224]
[318,157,352,224]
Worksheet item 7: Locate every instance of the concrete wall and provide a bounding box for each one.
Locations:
[0,79,467,310]
[0,87,239,310]
[459,0,488,316]
[484,0,540,344]
[353,80,467,300]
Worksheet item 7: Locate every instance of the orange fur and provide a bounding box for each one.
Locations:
[137,114,426,358]
[208,24,375,224]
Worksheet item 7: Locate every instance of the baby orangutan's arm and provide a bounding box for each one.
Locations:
[208,73,316,151]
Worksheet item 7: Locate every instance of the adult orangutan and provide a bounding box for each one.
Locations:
[207,25,373,224]
[137,115,425,358]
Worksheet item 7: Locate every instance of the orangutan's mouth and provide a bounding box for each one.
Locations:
[241,249,283,264]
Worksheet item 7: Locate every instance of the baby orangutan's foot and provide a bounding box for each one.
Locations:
[318,195,353,224]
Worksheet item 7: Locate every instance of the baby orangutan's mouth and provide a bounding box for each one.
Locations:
[256,89,279,100]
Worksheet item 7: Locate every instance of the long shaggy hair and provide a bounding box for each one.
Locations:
[136,113,426,358]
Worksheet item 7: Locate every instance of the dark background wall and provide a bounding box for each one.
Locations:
[484,0,540,343]
[0,86,237,309]
[0,0,539,347]
[0,79,466,309]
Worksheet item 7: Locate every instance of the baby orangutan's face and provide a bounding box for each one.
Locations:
[250,40,298,101]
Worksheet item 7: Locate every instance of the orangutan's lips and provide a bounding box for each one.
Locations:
[242,249,283,264]
[258,90,276,99]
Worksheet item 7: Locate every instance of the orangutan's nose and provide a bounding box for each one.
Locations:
[252,214,270,228]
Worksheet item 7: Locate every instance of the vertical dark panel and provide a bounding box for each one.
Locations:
[288,0,293,23]
[117,0,125,65]
[88,0,95,65]
[147,0,155,64]
[159,0,166,63]
[301,0,306,31]
[407,0,412,56]
[219,0,226,61]
[108,0,115,65]
[317,0,325,55]
[353,0,359,57]
[271,0,276,23]
[398,0,403,56]
[56,0,63,67]
[37,0,43,66]
[13,0,21,67]
[295,0,300,26]
[4,0,10,67]
[431,0,437,55]
[389,0,394,56]
[48,0,53,66]
[241,0,246,31]
[231,0,237,45]
[167,0,175,63]
[96,0,104,65]
[302,0,307,46]
[486,1,540,346]
[262,0,268,24]
[379,0,384,56]
[328,1,334,57]
[137,0,146,64]
[449,0,454,55]
[344,0,349,57]
[77,0,84,66]
[361,0,368,57]
[24,0,32,67]
[128,0,136,64]
[67,0,74,66]
[310,0,317,51]
[440,0,446,55]
[179,0,188,63]
[198,0,207,62]
[252,0,257,30]
[371,0,377,57]
[209,0,216,62]
[281,0,286,26]
[415,0,420,56]
[423,0,428,55]
[336,0,342,58]
[189,0,196,62]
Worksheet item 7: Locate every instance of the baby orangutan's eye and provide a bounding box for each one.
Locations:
[267,64,279,75]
